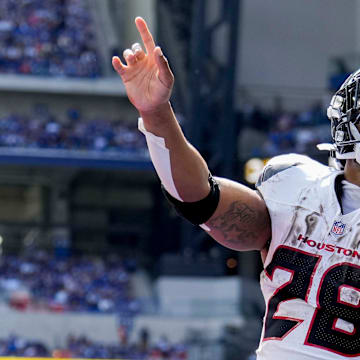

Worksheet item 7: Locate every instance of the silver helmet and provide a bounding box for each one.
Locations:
[326,69,360,167]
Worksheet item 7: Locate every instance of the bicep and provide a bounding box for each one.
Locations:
[205,177,271,251]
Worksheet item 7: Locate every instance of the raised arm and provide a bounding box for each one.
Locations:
[112,17,271,251]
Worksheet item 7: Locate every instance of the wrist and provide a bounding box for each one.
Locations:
[139,102,174,131]
[139,101,172,118]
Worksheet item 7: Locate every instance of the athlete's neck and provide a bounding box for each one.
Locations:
[344,159,360,187]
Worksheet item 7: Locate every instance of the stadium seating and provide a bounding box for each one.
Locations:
[0,108,146,153]
[0,333,188,359]
[0,251,139,314]
[0,0,102,78]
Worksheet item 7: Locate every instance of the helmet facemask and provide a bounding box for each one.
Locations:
[326,69,360,168]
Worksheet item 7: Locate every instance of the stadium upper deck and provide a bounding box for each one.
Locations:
[0,0,101,78]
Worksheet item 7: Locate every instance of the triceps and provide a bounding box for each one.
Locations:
[207,200,270,251]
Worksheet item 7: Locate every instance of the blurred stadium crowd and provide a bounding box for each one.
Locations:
[0,250,189,359]
[0,101,330,158]
[0,104,330,158]
[0,0,101,77]
[0,0,331,158]
[239,101,331,159]
[0,251,139,314]
[0,333,187,359]
[0,106,145,152]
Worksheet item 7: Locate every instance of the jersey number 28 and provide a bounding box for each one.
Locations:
[264,245,360,357]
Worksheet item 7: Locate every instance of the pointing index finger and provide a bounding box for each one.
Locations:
[135,17,156,54]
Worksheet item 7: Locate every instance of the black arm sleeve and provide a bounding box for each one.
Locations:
[162,174,220,225]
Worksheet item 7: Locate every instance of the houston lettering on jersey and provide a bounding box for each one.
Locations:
[297,234,360,259]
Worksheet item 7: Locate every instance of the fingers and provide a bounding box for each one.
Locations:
[154,47,174,89]
[132,43,145,61]
[135,17,156,54]
[112,56,126,76]
[123,49,137,66]
[121,43,145,67]
[112,42,146,77]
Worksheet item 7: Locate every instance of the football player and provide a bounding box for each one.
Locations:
[113,17,360,360]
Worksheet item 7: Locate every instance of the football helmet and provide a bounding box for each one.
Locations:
[325,68,360,167]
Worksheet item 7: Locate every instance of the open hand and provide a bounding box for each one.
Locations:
[112,17,174,113]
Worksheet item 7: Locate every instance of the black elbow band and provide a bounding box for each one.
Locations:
[162,175,220,225]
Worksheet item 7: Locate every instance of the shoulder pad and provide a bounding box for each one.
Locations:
[256,154,325,188]
[257,161,300,187]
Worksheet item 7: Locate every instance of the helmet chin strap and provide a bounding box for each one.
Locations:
[350,122,360,165]
[332,122,360,165]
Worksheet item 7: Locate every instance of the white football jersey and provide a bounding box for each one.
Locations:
[255,154,360,360]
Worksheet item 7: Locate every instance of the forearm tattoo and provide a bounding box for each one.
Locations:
[208,201,265,248]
